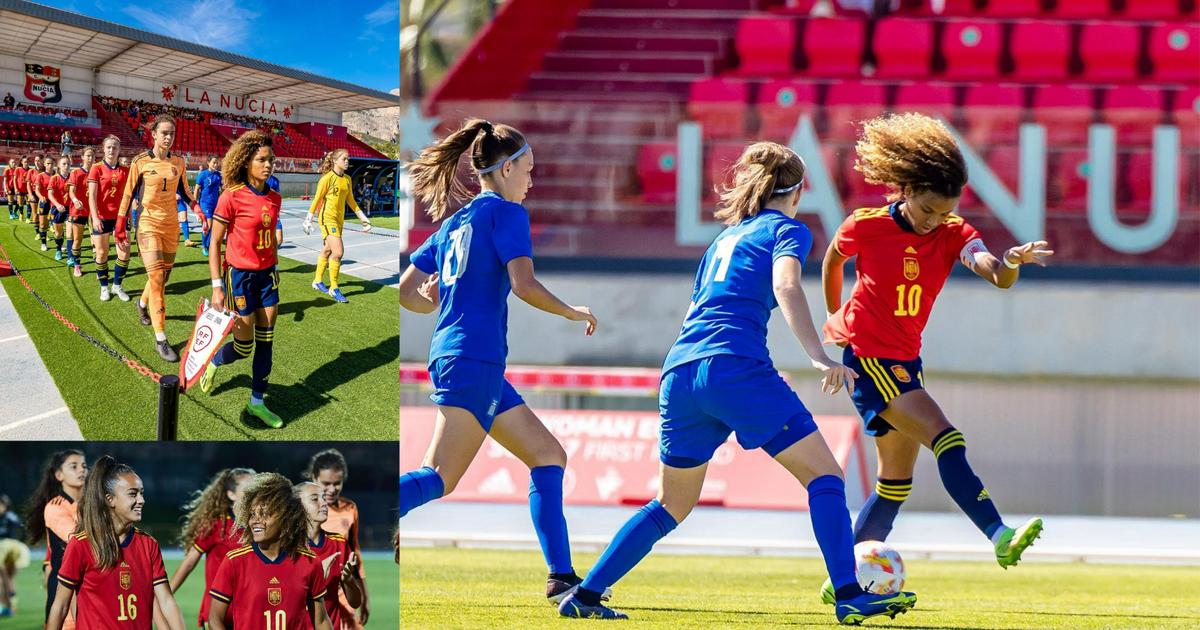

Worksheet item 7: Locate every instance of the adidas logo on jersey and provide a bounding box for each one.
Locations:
[905,246,917,254]
[269,577,280,584]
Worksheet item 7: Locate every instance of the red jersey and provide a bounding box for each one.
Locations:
[27,169,43,197]
[192,513,242,626]
[12,167,27,193]
[2,167,10,193]
[209,543,325,630]
[57,528,169,630]
[308,532,350,630]
[213,184,281,271]
[823,205,983,361]
[88,162,128,220]
[68,167,90,217]
[38,171,53,198]
[48,173,69,210]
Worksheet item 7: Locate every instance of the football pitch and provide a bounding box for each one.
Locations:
[8,553,398,629]
[0,212,398,439]
[400,547,1200,629]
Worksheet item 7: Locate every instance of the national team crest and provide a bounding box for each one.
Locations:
[261,212,272,227]
[903,257,919,281]
[119,570,132,590]
[235,295,247,311]
[267,587,283,606]
[890,365,912,383]
[24,64,62,103]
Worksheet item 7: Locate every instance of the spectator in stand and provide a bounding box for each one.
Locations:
[60,130,71,155]
[3,93,14,109]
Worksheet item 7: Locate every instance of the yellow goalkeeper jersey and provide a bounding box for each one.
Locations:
[309,171,359,226]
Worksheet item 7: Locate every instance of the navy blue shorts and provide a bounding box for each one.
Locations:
[428,356,524,431]
[658,355,818,468]
[224,265,280,316]
[843,346,924,437]
[91,218,116,235]
[37,200,49,216]
[51,207,68,224]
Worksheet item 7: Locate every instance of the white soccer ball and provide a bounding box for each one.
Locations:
[853,541,906,595]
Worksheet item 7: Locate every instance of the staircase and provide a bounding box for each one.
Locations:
[92,97,146,150]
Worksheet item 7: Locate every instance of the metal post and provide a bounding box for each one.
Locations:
[157,375,180,441]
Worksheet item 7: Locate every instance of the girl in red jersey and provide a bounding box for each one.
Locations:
[89,135,133,302]
[30,155,50,250]
[307,449,368,628]
[66,147,96,277]
[3,157,13,220]
[25,449,87,628]
[47,455,185,630]
[816,113,1053,601]
[295,482,362,630]
[166,468,255,629]
[199,130,285,428]
[46,155,72,263]
[208,473,332,630]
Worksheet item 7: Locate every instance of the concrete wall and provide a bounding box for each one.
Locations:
[400,273,1200,379]
[0,55,93,109]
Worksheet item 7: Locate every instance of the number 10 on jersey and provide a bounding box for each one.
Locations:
[894,284,922,317]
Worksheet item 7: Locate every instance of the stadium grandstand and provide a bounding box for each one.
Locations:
[0,0,398,211]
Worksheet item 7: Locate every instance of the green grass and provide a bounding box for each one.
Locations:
[348,215,400,231]
[400,547,1200,629]
[0,214,398,440]
[9,554,398,629]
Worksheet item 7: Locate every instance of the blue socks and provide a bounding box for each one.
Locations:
[113,259,128,286]
[399,466,445,518]
[529,465,573,574]
[213,337,253,366]
[932,428,1005,538]
[180,216,191,241]
[853,478,912,543]
[579,499,677,596]
[251,326,273,398]
[806,475,862,594]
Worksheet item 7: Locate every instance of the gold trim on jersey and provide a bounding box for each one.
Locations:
[853,207,890,220]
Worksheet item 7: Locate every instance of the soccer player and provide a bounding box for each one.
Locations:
[199,130,285,427]
[66,147,96,277]
[10,156,29,222]
[25,449,86,628]
[303,149,371,303]
[115,114,203,362]
[193,155,223,257]
[207,473,332,630]
[556,142,916,624]
[46,156,73,262]
[89,135,132,302]
[816,112,1051,604]
[31,155,51,250]
[46,455,186,630]
[167,468,254,629]
[307,449,369,627]
[399,119,601,604]
[2,158,13,220]
[0,494,31,618]
[296,482,363,630]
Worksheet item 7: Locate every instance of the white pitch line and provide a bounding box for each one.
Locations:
[0,333,29,343]
[0,406,70,435]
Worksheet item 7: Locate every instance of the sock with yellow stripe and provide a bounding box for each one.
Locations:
[251,325,274,397]
[853,477,911,543]
[932,427,1005,538]
[213,337,253,366]
[328,259,341,289]
[314,254,328,285]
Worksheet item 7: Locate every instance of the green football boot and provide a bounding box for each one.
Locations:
[994,517,1043,568]
[820,577,836,605]
[246,401,284,429]
[198,362,217,393]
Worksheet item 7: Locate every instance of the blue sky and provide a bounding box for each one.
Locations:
[38,0,398,93]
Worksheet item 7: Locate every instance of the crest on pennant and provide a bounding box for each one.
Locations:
[119,570,132,590]
[267,587,283,606]
[903,257,919,281]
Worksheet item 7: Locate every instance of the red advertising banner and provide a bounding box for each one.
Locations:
[400,407,869,510]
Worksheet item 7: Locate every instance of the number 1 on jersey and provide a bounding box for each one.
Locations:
[441,224,473,286]
[709,233,744,283]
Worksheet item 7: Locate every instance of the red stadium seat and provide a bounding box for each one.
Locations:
[839,145,890,208]
[978,0,1044,17]
[1148,24,1199,83]
[1032,85,1095,146]
[735,15,799,76]
[963,84,1025,145]
[1079,22,1140,82]
[803,18,866,76]
[940,19,1002,79]
[1010,21,1071,80]
[1123,0,1183,19]
[756,79,818,142]
[872,18,933,78]
[1046,149,1090,212]
[637,141,677,204]
[1102,86,1165,146]
[1172,87,1199,148]
[960,145,1021,210]
[1051,0,1114,18]
[688,78,751,139]
[893,82,956,122]
[824,81,887,141]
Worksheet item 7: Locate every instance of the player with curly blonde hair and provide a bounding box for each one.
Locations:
[816,112,1052,604]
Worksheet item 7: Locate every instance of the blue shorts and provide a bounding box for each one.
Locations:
[658,355,818,468]
[37,200,49,216]
[51,207,67,224]
[91,218,116,236]
[224,265,280,316]
[428,356,524,431]
[843,346,924,437]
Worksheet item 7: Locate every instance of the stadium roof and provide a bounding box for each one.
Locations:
[0,0,395,112]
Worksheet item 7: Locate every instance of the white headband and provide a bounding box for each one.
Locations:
[773,181,802,195]
[477,143,529,175]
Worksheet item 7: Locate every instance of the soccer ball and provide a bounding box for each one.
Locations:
[853,541,906,595]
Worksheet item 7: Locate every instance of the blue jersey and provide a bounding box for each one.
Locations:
[195,169,222,211]
[410,191,533,366]
[662,209,813,373]
[266,175,280,193]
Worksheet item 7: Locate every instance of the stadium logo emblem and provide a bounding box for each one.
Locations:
[903,257,919,281]
[24,64,62,103]
[119,570,132,590]
[890,365,912,383]
[267,587,282,606]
